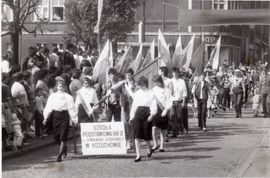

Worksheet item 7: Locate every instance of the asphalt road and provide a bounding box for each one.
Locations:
[2,109,270,177]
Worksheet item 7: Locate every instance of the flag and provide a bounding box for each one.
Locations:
[211,37,221,70]
[190,41,206,77]
[92,39,111,83]
[158,29,171,67]
[114,45,132,73]
[141,39,155,68]
[183,35,195,70]
[128,44,143,73]
[94,0,104,34]
[135,59,159,89]
[109,41,113,67]
[172,35,183,67]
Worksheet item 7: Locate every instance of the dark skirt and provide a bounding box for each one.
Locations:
[152,106,169,130]
[52,110,70,144]
[132,106,152,141]
[78,104,94,123]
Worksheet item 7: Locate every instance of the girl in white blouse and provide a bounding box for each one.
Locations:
[151,75,172,153]
[129,76,157,162]
[43,80,77,162]
[75,76,99,123]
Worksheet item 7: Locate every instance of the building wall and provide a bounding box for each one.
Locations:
[1,0,269,65]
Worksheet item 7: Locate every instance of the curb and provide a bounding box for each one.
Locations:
[2,132,80,160]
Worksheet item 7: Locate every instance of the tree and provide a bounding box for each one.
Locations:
[1,0,43,65]
[65,0,140,51]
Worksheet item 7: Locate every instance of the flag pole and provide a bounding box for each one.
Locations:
[98,33,101,55]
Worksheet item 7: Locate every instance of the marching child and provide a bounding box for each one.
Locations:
[34,88,46,138]
[252,85,261,117]
[11,113,24,150]
[207,83,219,119]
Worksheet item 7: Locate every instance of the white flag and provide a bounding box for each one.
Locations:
[141,39,155,69]
[128,44,143,73]
[158,29,171,67]
[94,0,104,34]
[183,35,195,70]
[92,39,111,83]
[172,35,183,68]
[211,37,221,70]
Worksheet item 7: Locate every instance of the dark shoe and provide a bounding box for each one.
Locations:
[134,157,141,162]
[159,149,165,152]
[236,115,239,118]
[63,146,67,158]
[165,137,169,142]
[151,145,159,152]
[147,150,152,157]
[56,155,62,162]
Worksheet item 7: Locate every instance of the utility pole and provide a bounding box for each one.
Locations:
[142,0,146,42]
[162,0,165,31]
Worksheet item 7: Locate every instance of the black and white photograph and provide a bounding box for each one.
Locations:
[1,0,270,177]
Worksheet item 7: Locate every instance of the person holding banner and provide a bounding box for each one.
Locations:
[151,75,172,153]
[129,76,157,162]
[75,76,99,123]
[43,80,77,162]
[105,68,122,122]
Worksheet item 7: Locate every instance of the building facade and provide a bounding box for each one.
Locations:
[130,0,270,66]
[1,0,270,66]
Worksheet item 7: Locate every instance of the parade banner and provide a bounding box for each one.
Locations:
[115,45,132,74]
[179,9,270,26]
[172,35,183,68]
[94,0,104,33]
[128,43,143,73]
[141,39,155,69]
[81,122,127,155]
[158,29,171,67]
[92,39,112,84]
[135,59,159,89]
[183,35,195,70]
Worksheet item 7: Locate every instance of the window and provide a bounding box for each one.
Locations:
[33,0,49,21]
[1,4,13,22]
[36,43,48,48]
[52,43,64,52]
[212,0,228,10]
[6,43,12,51]
[52,0,64,21]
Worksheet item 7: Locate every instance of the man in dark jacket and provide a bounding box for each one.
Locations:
[62,44,76,69]
[194,73,210,131]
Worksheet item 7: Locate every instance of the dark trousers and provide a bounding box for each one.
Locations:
[233,92,243,117]
[181,106,189,131]
[197,99,207,129]
[262,93,268,116]
[223,88,231,108]
[169,101,183,134]
[243,84,249,105]
[34,110,45,137]
[106,103,121,122]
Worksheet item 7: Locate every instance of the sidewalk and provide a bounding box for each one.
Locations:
[2,129,80,160]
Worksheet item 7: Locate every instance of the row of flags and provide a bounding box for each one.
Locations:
[92,29,222,84]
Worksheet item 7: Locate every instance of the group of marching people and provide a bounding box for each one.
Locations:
[2,43,270,163]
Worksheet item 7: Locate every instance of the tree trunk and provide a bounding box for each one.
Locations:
[11,32,20,65]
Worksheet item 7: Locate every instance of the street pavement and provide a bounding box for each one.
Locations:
[2,108,270,177]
